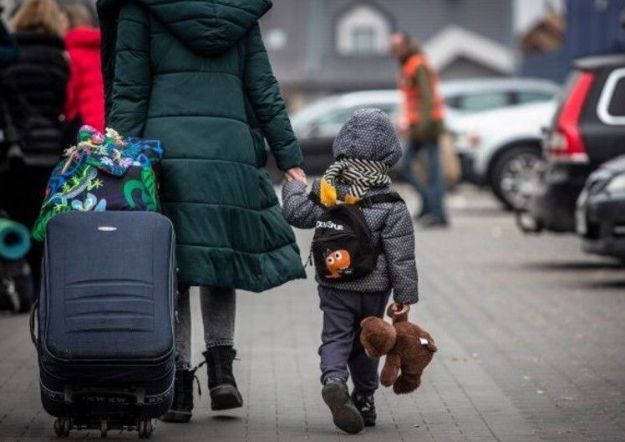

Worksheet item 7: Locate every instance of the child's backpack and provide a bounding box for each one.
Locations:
[310,192,403,282]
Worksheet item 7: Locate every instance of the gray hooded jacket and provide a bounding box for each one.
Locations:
[282,109,419,304]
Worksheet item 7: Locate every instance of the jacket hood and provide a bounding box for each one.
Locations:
[98,0,271,55]
[65,27,101,49]
[332,108,402,167]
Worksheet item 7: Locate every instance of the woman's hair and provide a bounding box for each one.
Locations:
[10,0,65,35]
[63,3,94,28]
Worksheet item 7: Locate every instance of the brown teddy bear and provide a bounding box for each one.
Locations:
[360,305,437,394]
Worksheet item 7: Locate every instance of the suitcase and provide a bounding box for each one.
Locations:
[31,211,176,438]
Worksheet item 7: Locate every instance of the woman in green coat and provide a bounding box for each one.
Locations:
[98,0,307,422]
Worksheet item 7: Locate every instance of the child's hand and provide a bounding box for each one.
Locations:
[389,303,410,319]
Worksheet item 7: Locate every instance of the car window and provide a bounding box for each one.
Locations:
[314,108,355,137]
[597,68,625,125]
[458,92,510,112]
[313,104,398,137]
[517,91,555,105]
[607,76,625,117]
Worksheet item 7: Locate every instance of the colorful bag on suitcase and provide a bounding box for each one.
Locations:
[31,211,176,438]
[32,125,163,242]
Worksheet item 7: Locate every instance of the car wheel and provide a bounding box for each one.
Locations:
[490,146,544,211]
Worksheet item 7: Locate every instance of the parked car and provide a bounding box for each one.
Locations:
[450,100,557,210]
[286,78,559,176]
[518,54,625,233]
[576,156,625,261]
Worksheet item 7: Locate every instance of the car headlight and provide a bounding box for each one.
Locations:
[606,173,625,193]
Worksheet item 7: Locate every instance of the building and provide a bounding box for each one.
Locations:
[261,0,516,106]
[520,0,625,82]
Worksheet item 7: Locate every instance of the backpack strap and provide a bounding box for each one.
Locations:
[358,192,404,208]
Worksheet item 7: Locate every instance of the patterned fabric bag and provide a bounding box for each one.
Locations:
[32,125,163,242]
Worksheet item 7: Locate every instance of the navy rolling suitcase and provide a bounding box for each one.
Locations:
[31,211,176,438]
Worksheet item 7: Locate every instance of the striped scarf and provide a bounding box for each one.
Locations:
[319,158,391,207]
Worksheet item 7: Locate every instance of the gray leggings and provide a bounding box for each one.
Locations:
[176,286,236,368]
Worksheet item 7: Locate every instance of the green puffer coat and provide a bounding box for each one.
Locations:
[98,0,306,292]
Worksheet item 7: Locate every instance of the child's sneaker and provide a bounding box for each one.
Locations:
[352,392,376,427]
[321,378,364,434]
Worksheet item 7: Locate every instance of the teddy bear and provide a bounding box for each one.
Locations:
[360,305,437,394]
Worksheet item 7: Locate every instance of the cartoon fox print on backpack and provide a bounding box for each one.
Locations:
[311,193,403,282]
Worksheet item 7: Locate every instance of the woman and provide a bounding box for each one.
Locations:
[0,0,68,285]
[98,0,307,422]
[63,4,104,132]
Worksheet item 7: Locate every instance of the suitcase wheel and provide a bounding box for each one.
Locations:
[137,418,153,439]
[53,417,71,437]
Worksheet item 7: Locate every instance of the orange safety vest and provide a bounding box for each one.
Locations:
[398,54,445,125]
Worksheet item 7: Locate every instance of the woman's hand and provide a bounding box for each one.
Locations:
[389,303,410,319]
[285,167,307,185]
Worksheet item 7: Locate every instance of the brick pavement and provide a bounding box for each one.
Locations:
[0,186,624,441]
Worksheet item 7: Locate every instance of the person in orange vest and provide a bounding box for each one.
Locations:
[391,32,448,227]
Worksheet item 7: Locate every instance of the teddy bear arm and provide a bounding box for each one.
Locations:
[380,351,401,387]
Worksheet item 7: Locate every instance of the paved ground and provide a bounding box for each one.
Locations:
[1,186,625,441]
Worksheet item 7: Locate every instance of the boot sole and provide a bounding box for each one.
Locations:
[210,384,243,410]
[160,410,192,423]
[322,384,364,434]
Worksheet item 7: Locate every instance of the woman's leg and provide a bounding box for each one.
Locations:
[161,285,195,423]
[199,287,242,410]
[199,286,236,348]
[175,286,192,369]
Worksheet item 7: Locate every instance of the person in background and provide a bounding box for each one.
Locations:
[0,5,20,160]
[391,31,448,228]
[63,4,104,133]
[0,0,69,285]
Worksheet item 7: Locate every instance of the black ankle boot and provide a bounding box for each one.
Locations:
[161,368,195,423]
[352,392,376,427]
[202,346,243,410]
[321,378,364,434]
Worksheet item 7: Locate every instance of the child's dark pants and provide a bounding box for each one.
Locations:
[318,286,391,395]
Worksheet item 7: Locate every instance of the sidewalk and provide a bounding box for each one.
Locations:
[1,187,624,441]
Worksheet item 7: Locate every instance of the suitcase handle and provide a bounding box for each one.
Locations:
[29,299,39,350]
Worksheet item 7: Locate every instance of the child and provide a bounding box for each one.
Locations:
[282,108,419,434]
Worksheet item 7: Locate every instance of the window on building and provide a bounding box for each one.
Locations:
[336,4,391,57]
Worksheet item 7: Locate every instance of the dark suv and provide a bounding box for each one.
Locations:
[518,54,625,233]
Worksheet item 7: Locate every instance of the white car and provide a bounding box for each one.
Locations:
[450,100,557,209]
[287,78,559,183]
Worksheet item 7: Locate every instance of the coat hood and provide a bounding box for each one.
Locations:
[332,108,402,167]
[98,0,272,55]
[65,27,101,50]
